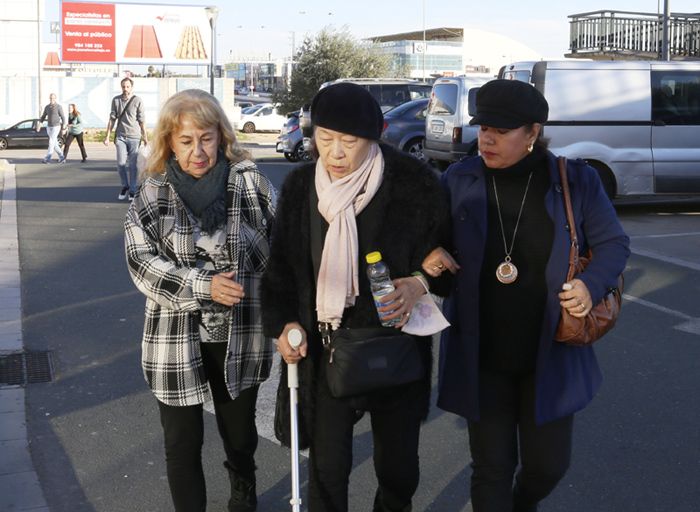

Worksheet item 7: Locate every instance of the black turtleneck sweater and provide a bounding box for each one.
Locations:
[479,148,554,376]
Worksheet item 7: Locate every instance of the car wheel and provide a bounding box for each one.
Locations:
[584,160,616,200]
[295,141,312,162]
[243,122,256,134]
[404,137,425,161]
[284,151,299,162]
[57,137,65,148]
[0,138,7,150]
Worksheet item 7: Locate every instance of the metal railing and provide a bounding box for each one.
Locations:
[568,10,700,59]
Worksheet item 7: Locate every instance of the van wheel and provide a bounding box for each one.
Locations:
[585,160,616,200]
[403,138,425,161]
[242,122,256,133]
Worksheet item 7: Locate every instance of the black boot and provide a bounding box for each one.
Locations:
[224,461,257,512]
[372,488,412,512]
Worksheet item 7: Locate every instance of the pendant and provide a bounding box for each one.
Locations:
[496,260,518,284]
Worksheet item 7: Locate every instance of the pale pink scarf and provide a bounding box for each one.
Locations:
[315,142,384,329]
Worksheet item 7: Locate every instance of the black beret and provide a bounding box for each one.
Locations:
[310,82,384,140]
[469,79,549,129]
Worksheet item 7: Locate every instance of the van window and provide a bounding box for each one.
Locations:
[428,84,459,115]
[501,70,532,82]
[381,84,409,108]
[652,71,700,125]
[408,84,432,100]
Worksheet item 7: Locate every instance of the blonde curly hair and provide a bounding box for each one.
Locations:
[144,89,250,177]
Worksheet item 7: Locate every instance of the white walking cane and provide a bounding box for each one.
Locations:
[287,328,303,512]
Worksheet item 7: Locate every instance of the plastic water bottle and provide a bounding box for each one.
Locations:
[366,251,399,327]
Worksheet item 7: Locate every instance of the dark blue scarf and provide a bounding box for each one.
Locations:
[165,151,230,234]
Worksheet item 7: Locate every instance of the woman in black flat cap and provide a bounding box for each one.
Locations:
[261,82,451,512]
[423,79,630,512]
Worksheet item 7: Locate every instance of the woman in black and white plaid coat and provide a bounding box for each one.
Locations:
[125,89,275,512]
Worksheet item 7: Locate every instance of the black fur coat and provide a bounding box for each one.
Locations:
[260,144,451,448]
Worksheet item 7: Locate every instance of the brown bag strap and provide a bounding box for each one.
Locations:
[558,157,579,281]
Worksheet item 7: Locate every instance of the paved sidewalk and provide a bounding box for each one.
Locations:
[0,138,280,511]
[0,158,49,511]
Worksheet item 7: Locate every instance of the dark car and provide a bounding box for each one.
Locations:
[0,119,65,150]
[380,98,429,161]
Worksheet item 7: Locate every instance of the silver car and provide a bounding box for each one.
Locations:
[276,113,311,163]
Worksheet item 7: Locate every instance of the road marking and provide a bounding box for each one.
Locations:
[623,293,700,335]
[630,231,700,239]
[631,247,700,272]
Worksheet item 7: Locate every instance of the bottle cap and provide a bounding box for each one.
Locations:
[366,251,382,264]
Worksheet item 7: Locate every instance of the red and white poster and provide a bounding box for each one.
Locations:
[62,2,116,62]
[61,1,212,65]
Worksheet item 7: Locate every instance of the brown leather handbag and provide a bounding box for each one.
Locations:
[555,157,624,346]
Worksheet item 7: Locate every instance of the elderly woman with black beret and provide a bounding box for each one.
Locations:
[423,80,630,512]
[261,82,451,512]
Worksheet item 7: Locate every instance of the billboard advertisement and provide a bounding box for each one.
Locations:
[61,1,213,65]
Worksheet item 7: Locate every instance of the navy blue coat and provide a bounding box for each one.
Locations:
[436,151,630,425]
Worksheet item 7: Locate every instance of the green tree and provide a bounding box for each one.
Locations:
[274,28,391,114]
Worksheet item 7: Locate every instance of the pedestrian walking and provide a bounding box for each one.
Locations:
[37,93,65,163]
[63,103,87,163]
[261,82,452,512]
[104,77,148,201]
[423,79,630,512]
[124,89,275,512]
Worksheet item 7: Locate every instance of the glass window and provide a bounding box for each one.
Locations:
[380,85,409,108]
[501,70,531,82]
[408,84,432,100]
[17,121,33,130]
[428,84,459,116]
[259,107,273,116]
[367,85,382,104]
[651,71,700,125]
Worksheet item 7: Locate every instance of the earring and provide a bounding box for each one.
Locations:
[527,141,534,153]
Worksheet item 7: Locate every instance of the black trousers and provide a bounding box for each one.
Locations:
[467,369,573,512]
[64,132,87,160]
[307,361,426,512]
[157,342,259,512]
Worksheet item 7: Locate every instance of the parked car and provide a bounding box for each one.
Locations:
[380,98,429,160]
[234,104,286,133]
[276,112,312,162]
[0,119,65,150]
[319,78,432,112]
[423,75,493,168]
[500,60,700,198]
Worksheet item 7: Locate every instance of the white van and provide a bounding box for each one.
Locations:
[423,75,494,167]
[500,60,700,198]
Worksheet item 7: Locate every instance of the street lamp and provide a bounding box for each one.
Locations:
[205,6,219,95]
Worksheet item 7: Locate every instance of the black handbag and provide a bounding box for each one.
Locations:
[324,327,424,398]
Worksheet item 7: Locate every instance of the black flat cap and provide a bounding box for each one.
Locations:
[469,79,549,129]
[310,82,384,140]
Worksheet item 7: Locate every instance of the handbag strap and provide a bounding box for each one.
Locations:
[558,157,579,281]
[115,95,136,133]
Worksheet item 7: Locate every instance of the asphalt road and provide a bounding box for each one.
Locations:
[5,144,700,511]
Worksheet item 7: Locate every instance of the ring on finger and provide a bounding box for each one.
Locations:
[399,297,405,305]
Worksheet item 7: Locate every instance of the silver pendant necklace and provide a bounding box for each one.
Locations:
[492,171,533,284]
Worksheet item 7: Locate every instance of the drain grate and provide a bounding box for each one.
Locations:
[0,351,53,386]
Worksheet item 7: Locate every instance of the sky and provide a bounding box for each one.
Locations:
[44,0,700,64]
